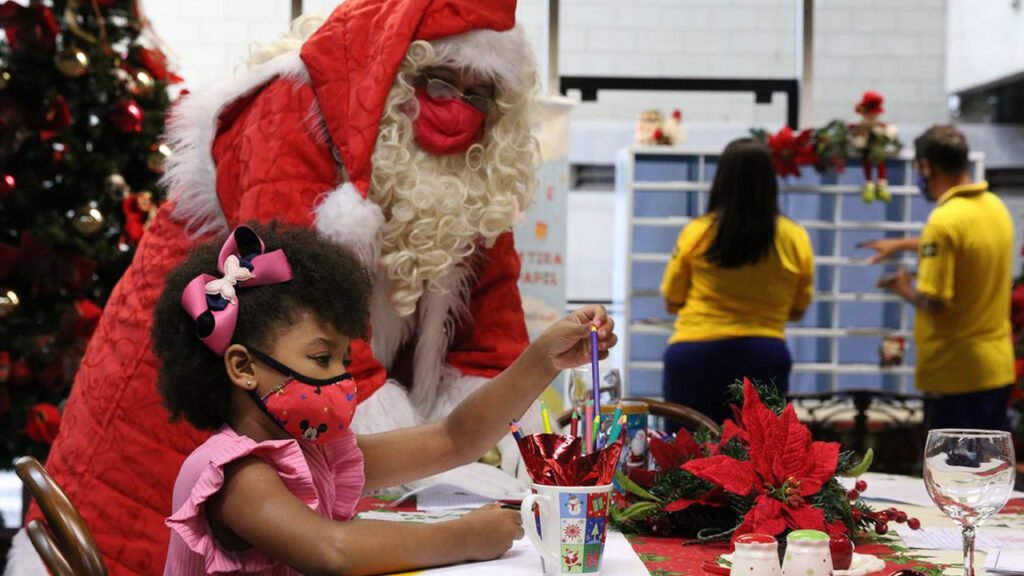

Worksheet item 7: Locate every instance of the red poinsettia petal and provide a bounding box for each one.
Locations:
[664,498,700,512]
[826,519,849,536]
[744,495,788,537]
[721,419,748,445]
[683,456,759,496]
[784,502,828,532]
[741,380,780,485]
[799,441,841,496]
[769,405,814,483]
[649,436,677,471]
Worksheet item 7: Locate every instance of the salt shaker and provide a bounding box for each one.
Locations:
[732,534,782,576]
[782,530,832,576]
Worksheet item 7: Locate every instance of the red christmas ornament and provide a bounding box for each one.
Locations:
[110,99,144,133]
[0,172,13,201]
[0,2,60,52]
[40,95,71,141]
[0,350,9,383]
[24,402,62,445]
[138,47,184,84]
[72,298,102,340]
[10,359,31,386]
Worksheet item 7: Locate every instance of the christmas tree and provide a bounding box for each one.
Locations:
[0,0,179,467]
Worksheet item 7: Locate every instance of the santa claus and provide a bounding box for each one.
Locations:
[6,1,542,574]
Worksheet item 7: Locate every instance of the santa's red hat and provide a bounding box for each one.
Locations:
[855,91,885,115]
[301,0,530,242]
[163,0,533,260]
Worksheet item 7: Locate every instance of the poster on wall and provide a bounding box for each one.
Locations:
[515,96,574,342]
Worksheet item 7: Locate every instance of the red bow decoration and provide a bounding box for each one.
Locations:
[24,402,62,445]
[766,126,817,178]
[517,434,623,486]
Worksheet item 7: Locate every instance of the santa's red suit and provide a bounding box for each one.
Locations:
[7,1,539,574]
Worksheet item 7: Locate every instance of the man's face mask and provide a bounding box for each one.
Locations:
[915,162,934,203]
[412,82,487,156]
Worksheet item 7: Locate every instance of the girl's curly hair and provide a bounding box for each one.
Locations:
[152,223,372,430]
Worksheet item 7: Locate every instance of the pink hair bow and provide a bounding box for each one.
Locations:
[181,226,293,355]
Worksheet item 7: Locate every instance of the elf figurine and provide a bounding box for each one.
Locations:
[849,91,901,204]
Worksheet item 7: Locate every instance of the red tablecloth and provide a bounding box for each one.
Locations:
[358,497,1024,575]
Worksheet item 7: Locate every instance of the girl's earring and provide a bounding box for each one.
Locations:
[246,379,257,390]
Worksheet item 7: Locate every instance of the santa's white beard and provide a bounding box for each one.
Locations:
[369,135,519,317]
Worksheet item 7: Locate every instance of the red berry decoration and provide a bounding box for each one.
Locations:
[875,521,889,535]
[851,509,862,522]
[907,517,921,530]
[847,489,859,501]
[895,511,907,523]
[855,479,867,492]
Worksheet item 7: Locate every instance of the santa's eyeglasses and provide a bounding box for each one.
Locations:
[420,77,493,114]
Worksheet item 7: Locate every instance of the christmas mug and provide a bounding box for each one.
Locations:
[520,483,613,575]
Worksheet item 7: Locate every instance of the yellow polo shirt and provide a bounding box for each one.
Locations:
[914,181,1015,395]
[660,215,814,343]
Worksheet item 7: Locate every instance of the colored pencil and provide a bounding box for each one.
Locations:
[570,408,580,437]
[608,414,627,444]
[606,401,624,444]
[584,399,594,454]
[510,420,524,442]
[540,400,553,434]
[591,415,600,452]
[590,325,600,417]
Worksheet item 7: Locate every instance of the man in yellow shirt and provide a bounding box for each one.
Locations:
[863,126,1014,432]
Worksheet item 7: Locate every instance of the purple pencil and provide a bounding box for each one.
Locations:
[590,326,600,417]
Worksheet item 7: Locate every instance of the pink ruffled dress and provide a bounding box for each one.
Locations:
[163,426,365,575]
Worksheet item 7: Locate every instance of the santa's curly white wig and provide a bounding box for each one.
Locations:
[370,38,539,316]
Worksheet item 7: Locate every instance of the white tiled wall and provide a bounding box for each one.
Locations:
[144,0,949,126]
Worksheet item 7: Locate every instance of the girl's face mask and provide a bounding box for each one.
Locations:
[246,347,357,445]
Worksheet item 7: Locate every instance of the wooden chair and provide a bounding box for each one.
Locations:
[14,456,107,576]
[556,397,721,439]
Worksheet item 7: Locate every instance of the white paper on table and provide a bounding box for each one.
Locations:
[405,530,649,575]
[356,509,469,524]
[390,482,528,511]
[985,549,1024,574]
[839,472,1024,509]
[893,525,1024,551]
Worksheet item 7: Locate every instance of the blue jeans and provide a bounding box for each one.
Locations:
[923,385,1013,433]
[662,337,792,427]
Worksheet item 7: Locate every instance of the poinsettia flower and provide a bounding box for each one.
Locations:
[649,429,702,471]
[682,380,841,543]
[766,126,817,178]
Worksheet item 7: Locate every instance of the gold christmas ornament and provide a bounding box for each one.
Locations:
[0,70,10,91]
[0,287,19,319]
[72,203,105,236]
[146,143,172,174]
[104,173,129,199]
[134,69,155,96]
[56,47,90,77]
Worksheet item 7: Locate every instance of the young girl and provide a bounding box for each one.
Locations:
[153,224,615,575]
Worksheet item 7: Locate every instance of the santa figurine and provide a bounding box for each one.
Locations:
[850,91,901,204]
[8,1,543,574]
[879,335,907,367]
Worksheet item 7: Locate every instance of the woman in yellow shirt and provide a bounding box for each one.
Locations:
[660,138,814,423]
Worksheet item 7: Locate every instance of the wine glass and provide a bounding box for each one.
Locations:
[923,429,1015,576]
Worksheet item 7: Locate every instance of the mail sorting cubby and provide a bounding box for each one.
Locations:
[612,147,986,398]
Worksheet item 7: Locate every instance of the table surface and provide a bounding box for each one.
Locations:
[360,473,1024,576]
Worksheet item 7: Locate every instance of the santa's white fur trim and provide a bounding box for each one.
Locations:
[432,26,534,92]
[369,269,414,371]
[350,380,421,436]
[3,529,48,576]
[313,183,384,268]
[162,51,311,237]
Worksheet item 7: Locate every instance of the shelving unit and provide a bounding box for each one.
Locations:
[613,147,985,398]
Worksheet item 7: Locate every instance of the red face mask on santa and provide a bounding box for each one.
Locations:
[413,86,486,156]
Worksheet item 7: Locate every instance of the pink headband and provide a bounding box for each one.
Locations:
[181,226,293,355]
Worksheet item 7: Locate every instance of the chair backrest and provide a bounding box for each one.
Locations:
[556,397,721,439]
[14,456,107,576]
